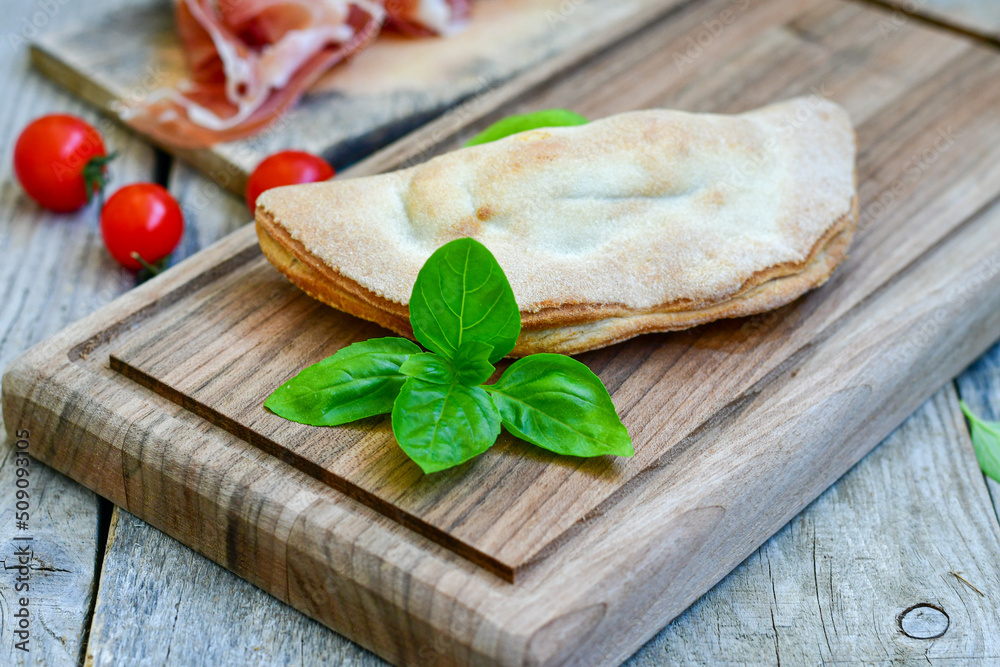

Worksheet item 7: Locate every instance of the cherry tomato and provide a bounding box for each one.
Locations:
[245,150,334,212]
[13,114,114,213]
[100,184,184,270]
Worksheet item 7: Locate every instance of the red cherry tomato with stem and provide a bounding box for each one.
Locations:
[245,150,334,212]
[101,184,184,271]
[13,114,116,213]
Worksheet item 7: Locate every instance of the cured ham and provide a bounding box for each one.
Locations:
[124,0,469,148]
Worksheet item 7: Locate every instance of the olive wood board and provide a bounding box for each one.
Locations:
[27,0,685,196]
[5,0,1000,663]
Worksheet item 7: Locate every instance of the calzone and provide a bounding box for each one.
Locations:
[256,97,858,355]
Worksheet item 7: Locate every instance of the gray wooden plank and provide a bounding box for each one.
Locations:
[0,1,159,664]
[955,341,1000,525]
[86,507,385,667]
[628,384,1000,665]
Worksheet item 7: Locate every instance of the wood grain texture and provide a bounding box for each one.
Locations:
[0,1,160,663]
[871,0,1000,42]
[6,0,1000,663]
[627,385,1000,664]
[102,0,1000,582]
[28,0,687,196]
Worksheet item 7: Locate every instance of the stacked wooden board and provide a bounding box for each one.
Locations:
[5,0,1000,663]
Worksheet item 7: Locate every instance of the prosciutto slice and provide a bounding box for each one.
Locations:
[125,0,470,147]
[122,0,387,147]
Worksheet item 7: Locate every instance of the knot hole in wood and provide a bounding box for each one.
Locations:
[898,603,950,639]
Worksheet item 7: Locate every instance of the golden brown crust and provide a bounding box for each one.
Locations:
[257,192,858,356]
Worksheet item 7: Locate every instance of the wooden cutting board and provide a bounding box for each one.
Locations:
[6,0,1000,663]
[28,0,682,196]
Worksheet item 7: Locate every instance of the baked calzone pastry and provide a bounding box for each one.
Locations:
[256,97,858,355]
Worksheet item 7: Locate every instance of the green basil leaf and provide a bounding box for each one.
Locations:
[392,378,501,473]
[400,353,455,385]
[409,238,520,364]
[960,400,1000,483]
[486,354,632,458]
[464,109,589,147]
[265,337,420,426]
[453,341,495,386]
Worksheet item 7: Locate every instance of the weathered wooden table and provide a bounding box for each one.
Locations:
[1,0,998,664]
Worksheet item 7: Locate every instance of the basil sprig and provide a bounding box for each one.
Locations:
[266,238,632,473]
[960,401,1000,483]
[464,109,589,147]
